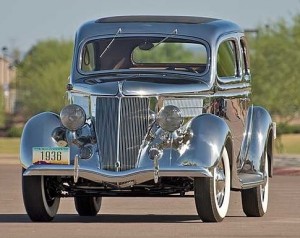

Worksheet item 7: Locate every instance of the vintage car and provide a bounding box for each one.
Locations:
[20,16,276,222]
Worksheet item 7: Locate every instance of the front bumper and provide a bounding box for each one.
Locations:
[23,164,212,187]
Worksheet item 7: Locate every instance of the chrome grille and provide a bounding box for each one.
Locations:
[95,97,149,171]
[163,98,203,117]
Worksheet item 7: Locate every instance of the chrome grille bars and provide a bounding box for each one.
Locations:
[95,97,149,171]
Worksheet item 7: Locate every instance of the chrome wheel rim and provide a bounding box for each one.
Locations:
[213,148,230,218]
[215,159,226,207]
[260,155,269,212]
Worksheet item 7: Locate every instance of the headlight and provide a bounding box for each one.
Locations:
[60,104,86,131]
[157,105,183,132]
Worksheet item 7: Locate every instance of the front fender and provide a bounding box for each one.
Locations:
[179,114,231,168]
[20,112,61,168]
[138,114,231,171]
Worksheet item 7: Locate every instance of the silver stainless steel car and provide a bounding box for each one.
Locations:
[20,16,276,222]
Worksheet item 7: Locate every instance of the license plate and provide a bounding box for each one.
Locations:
[32,147,70,165]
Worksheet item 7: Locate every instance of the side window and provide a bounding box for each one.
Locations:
[240,38,250,76]
[81,42,96,72]
[217,40,238,78]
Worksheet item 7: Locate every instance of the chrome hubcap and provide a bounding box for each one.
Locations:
[215,160,226,207]
[260,159,268,202]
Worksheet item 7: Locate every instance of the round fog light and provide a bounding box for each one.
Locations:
[60,104,86,131]
[79,145,93,159]
[157,105,183,132]
[51,127,67,147]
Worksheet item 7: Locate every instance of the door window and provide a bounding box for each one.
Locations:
[217,40,238,78]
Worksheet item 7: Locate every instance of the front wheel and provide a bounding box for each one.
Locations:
[194,148,231,222]
[22,174,60,222]
[241,152,269,217]
[74,196,102,216]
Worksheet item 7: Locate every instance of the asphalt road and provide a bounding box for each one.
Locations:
[0,164,299,238]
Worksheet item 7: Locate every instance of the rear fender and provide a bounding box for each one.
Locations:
[238,106,274,187]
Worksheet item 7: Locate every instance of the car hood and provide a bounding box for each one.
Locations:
[72,80,211,96]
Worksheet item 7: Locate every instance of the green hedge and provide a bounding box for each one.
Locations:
[7,126,23,137]
[276,123,300,135]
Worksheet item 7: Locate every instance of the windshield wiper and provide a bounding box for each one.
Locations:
[99,28,122,58]
[152,28,178,48]
[140,29,178,51]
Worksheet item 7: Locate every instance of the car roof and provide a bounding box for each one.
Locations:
[75,15,243,44]
[96,15,217,24]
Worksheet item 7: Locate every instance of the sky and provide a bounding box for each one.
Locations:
[0,0,300,55]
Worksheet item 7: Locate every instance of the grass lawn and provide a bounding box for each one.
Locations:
[275,134,300,154]
[0,134,300,155]
[0,137,20,155]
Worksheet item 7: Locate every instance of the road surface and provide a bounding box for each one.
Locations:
[0,164,299,238]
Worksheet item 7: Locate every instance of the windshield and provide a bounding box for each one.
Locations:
[79,36,208,74]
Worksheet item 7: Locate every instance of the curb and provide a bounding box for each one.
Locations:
[273,167,300,176]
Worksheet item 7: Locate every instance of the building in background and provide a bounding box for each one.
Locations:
[0,55,16,114]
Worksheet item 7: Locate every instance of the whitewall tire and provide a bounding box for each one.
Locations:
[241,152,269,217]
[194,148,231,222]
[22,174,60,222]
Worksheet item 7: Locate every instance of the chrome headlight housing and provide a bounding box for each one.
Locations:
[60,104,86,131]
[157,105,183,132]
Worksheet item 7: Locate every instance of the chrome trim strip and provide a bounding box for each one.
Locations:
[116,97,122,171]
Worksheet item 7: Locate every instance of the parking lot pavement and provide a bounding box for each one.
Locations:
[273,154,300,175]
[0,154,19,165]
[0,165,299,238]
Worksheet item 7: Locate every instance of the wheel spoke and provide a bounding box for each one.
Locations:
[44,177,57,206]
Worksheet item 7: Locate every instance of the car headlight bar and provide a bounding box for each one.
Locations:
[60,104,86,131]
[157,105,183,132]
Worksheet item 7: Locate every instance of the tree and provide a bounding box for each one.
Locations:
[17,39,73,118]
[250,15,300,123]
[0,90,5,127]
[133,42,206,64]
